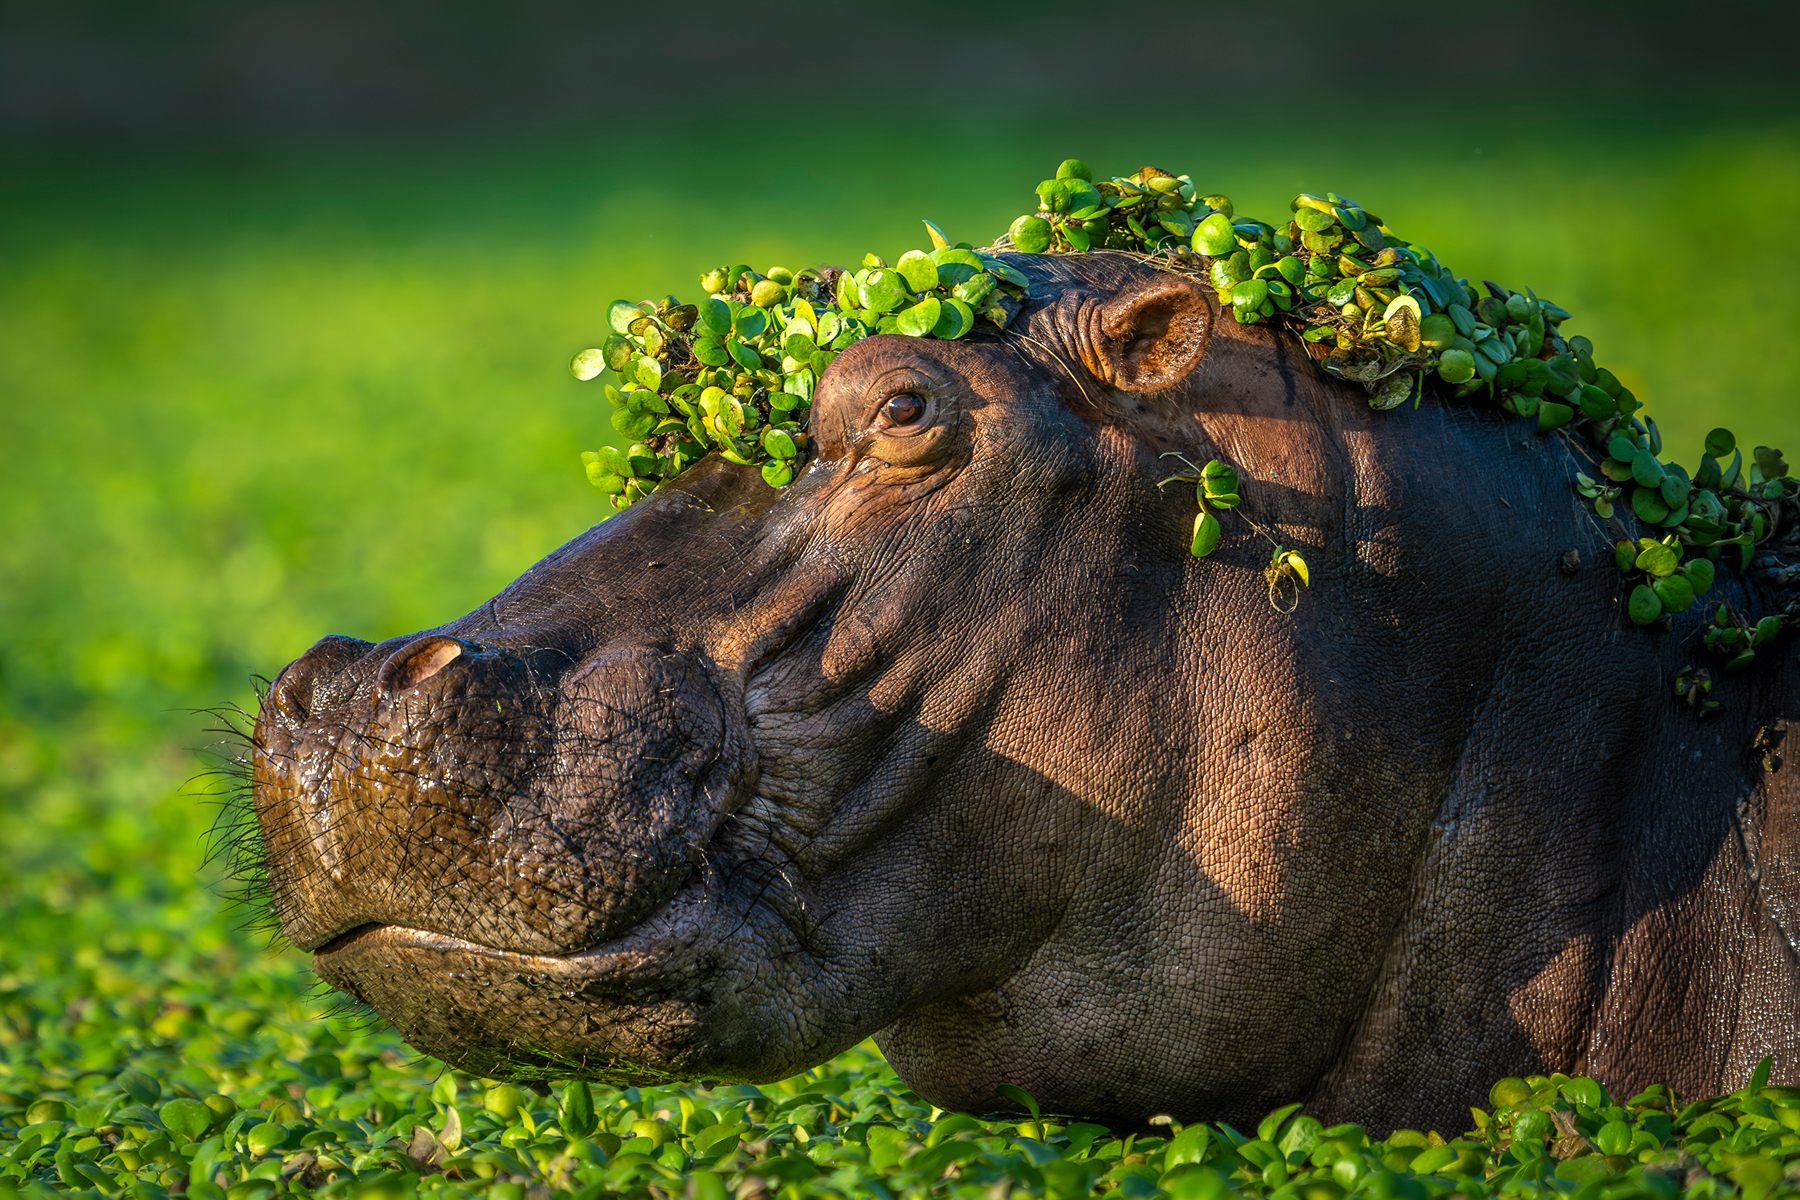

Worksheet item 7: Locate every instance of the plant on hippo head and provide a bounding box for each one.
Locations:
[574,159,1797,664]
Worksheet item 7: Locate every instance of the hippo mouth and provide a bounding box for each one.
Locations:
[303,870,775,1082]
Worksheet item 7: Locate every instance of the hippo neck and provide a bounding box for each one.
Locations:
[1280,365,1800,1126]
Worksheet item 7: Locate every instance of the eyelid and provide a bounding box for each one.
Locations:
[871,390,936,439]
[865,370,936,426]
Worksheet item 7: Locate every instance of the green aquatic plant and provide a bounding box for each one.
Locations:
[574,160,1796,661]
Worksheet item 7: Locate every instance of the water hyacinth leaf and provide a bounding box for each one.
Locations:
[922,218,952,250]
[761,428,798,460]
[569,348,606,381]
[1684,557,1716,594]
[607,300,644,335]
[1293,206,1336,233]
[1630,449,1665,488]
[896,249,939,293]
[1010,215,1053,254]
[729,339,763,371]
[1635,542,1680,577]
[931,247,985,287]
[761,459,795,488]
[700,296,731,335]
[1437,349,1476,385]
[1193,212,1237,257]
[734,305,769,339]
[895,297,941,337]
[859,269,908,314]
[979,255,1031,288]
[1632,487,1672,524]
[1705,427,1736,458]
[1577,384,1614,422]
[1191,510,1223,558]
[1653,574,1696,614]
[933,298,975,339]
[1537,401,1575,432]
[1273,548,1310,586]
[1370,372,1417,412]
[955,273,997,307]
[1201,460,1239,499]
[1418,312,1456,350]
[693,335,729,367]
[1628,585,1663,626]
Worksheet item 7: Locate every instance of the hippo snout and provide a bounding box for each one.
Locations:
[251,632,754,966]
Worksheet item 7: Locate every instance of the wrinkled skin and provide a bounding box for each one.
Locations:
[252,253,1799,1130]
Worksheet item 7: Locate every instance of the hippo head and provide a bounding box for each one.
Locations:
[250,251,1506,1122]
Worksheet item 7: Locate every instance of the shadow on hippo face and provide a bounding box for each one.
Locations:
[247,251,1800,1128]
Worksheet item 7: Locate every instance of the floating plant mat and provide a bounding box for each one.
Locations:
[573,160,1797,677]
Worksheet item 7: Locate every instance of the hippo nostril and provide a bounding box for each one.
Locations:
[378,635,467,695]
[267,634,373,727]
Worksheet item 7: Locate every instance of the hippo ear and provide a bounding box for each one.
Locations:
[1091,273,1211,394]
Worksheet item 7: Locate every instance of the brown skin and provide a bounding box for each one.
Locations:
[252,253,1800,1130]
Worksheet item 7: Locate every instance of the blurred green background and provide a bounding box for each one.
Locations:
[2,0,1799,1148]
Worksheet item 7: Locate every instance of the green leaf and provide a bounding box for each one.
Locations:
[1627,585,1663,626]
[1436,349,1476,385]
[1631,487,1671,524]
[1653,574,1695,614]
[1634,542,1680,577]
[1705,427,1736,458]
[1256,1103,1304,1144]
[1630,449,1665,488]
[159,1098,211,1143]
[930,247,985,287]
[699,296,731,336]
[559,1082,596,1138]
[569,348,606,381]
[895,297,941,338]
[1009,215,1053,254]
[1683,557,1716,595]
[761,428,798,460]
[1193,212,1237,257]
[729,339,763,371]
[692,335,729,367]
[859,268,908,314]
[994,1083,1041,1121]
[761,459,795,488]
[733,305,768,339]
[932,298,975,339]
[896,249,939,293]
[1536,401,1575,432]
[607,300,643,335]
[1191,510,1223,558]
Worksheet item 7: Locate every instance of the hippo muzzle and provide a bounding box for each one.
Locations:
[253,622,760,1078]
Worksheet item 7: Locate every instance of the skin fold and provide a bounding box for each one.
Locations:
[251,253,1799,1131]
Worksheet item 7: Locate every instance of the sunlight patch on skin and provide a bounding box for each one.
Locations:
[1507,931,1599,1070]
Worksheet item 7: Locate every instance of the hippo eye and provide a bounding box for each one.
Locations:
[883,392,926,426]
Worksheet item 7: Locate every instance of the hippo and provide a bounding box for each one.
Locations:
[250,251,1800,1132]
